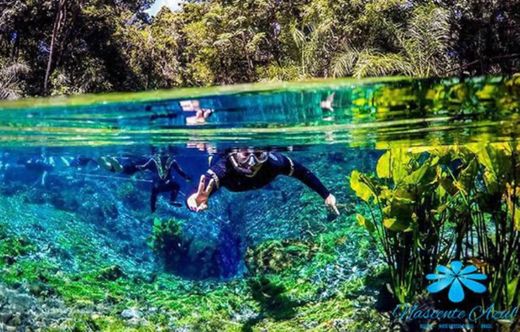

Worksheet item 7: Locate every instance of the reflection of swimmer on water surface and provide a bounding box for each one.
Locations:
[180,99,214,125]
[321,92,335,111]
[187,148,339,215]
[146,99,214,126]
[98,151,191,213]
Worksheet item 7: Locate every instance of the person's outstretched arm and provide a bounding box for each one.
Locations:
[279,154,340,215]
[186,158,225,212]
[172,160,191,180]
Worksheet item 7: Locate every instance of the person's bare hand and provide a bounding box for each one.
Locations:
[325,194,340,216]
[187,175,215,212]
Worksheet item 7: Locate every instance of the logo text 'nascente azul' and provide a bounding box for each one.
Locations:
[393,303,519,322]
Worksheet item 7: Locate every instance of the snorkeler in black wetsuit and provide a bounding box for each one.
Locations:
[99,154,191,212]
[186,149,339,215]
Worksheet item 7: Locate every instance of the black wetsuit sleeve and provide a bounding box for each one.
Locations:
[172,160,190,180]
[186,158,227,202]
[130,157,154,173]
[203,158,227,195]
[116,156,148,175]
[280,155,330,199]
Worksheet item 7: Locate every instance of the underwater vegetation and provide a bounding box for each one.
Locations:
[0,213,386,331]
[351,142,520,330]
[245,239,316,275]
[0,148,390,331]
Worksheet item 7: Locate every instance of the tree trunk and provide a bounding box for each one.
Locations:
[44,0,67,95]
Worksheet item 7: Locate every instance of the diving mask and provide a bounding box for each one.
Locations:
[229,149,269,175]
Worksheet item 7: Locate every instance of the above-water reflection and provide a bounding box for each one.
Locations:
[0,76,519,331]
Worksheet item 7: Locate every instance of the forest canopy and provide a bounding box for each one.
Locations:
[1,0,519,98]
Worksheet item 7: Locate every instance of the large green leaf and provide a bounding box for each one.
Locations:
[389,197,414,219]
[455,158,477,194]
[392,186,415,201]
[350,170,375,202]
[356,214,375,233]
[468,145,494,170]
[403,162,429,185]
[437,167,459,196]
[394,150,412,183]
[383,218,410,232]
[507,277,519,306]
[376,149,412,183]
[376,151,391,178]
[469,144,512,194]
[505,186,520,231]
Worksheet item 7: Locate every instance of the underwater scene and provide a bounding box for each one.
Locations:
[0,76,519,331]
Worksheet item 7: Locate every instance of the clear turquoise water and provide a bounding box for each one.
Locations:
[0,75,518,277]
[1,76,517,149]
[0,76,518,330]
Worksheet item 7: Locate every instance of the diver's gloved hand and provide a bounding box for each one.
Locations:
[325,194,340,216]
[187,175,215,212]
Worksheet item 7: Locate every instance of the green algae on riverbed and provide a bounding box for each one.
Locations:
[0,192,386,331]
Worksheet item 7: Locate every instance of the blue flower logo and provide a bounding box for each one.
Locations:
[426,261,487,303]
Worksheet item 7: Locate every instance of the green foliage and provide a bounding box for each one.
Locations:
[1,0,519,98]
[350,143,520,309]
[245,239,316,274]
[351,148,441,302]
[95,265,125,281]
[147,217,183,254]
[0,218,386,331]
[0,61,29,99]
[0,229,35,265]
[147,217,204,277]
[248,276,298,320]
[333,3,452,78]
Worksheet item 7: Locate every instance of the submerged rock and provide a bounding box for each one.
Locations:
[121,308,141,320]
[0,286,35,312]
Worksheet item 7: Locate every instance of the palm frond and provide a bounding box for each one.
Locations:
[1,63,30,78]
[406,4,451,75]
[331,47,360,77]
[0,62,29,100]
[290,26,305,49]
[376,3,451,77]
[353,52,412,78]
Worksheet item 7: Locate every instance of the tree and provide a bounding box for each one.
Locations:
[1,0,519,98]
[0,61,29,99]
[445,0,520,75]
[44,0,67,94]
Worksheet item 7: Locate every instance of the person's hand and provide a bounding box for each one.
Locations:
[187,175,215,212]
[325,194,340,216]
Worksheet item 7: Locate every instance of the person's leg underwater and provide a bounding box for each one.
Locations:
[168,181,182,207]
[150,181,182,212]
